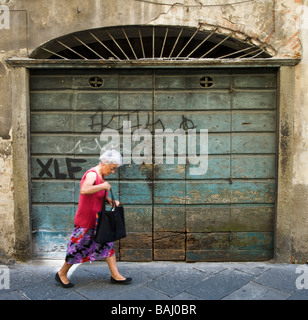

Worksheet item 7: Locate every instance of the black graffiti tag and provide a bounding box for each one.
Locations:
[37,158,53,178]
[37,158,87,179]
[179,115,197,130]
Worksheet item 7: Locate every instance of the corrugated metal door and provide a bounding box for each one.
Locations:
[30,68,276,261]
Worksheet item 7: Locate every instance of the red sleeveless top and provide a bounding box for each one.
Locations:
[74,168,108,229]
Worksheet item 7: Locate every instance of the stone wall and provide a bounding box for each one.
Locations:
[0,136,14,262]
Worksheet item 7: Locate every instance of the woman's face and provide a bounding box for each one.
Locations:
[100,163,118,176]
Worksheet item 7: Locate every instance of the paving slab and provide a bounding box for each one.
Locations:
[225,262,272,276]
[222,281,291,300]
[253,264,298,294]
[66,267,103,288]
[116,286,170,300]
[170,292,203,300]
[287,289,308,300]
[185,268,255,300]
[0,290,28,300]
[50,291,88,300]
[146,268,208,298]
[75,279,141,300]
[188,263,227,276]
[122,263,177,280]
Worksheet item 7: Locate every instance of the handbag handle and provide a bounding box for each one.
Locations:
[109,189,116,207]
[102,188,116,211]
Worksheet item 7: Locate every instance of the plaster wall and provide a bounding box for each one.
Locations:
[0,0,306,262]
[292,0,308,263]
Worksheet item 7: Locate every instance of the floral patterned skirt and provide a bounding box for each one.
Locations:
[65,225,115,264]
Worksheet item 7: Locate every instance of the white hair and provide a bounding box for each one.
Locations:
[99,149,123,166]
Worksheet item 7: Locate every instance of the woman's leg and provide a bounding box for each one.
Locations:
[57,261,73,284]
[106,254,126,280]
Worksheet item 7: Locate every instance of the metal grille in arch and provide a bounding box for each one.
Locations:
[30,25,275,61]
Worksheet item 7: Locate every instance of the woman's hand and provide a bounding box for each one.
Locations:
[101,181,111,191]
[80,173,112,195]
[107,198,120,207]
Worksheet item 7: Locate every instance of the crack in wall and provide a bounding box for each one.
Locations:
[136,0,256,7]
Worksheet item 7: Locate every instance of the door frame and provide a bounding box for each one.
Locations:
[7,59,297,262]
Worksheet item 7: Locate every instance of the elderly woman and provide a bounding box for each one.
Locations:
[55,149,132,288]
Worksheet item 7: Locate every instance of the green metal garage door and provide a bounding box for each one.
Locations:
[30,68,276,261]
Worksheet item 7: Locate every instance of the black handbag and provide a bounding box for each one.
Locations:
[94,188,126,244]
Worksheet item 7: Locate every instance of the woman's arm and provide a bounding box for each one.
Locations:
[80,172,111,195]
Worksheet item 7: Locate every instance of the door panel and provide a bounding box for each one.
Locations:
[30,68,277,261]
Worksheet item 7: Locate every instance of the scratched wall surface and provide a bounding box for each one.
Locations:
[30,68,277,261]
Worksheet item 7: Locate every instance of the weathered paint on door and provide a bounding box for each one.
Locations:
[30,68,277,261]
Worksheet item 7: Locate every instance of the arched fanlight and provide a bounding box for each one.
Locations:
[30,25,275,61]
